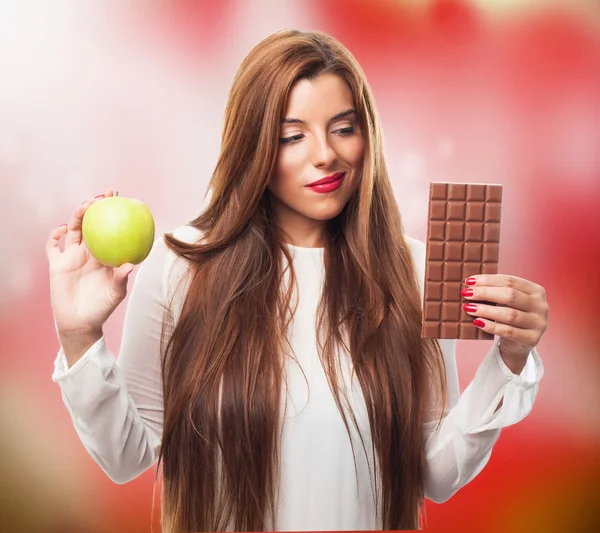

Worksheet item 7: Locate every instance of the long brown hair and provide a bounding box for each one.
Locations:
[156,29,446,532]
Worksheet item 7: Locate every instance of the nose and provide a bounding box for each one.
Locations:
[311,133,337,169]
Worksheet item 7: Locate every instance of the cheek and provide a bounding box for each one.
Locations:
[274,147,307,186]
[343,136,366,167]
[271,151,298,196]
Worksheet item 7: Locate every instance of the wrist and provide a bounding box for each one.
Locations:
[59,329,103,368]
[498,340,529,375]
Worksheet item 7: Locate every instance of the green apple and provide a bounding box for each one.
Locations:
[82,193,155,268]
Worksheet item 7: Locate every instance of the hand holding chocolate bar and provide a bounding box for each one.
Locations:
[421,182,549,373]
[462,274,549,373]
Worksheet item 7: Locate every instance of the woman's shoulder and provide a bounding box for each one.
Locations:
[147,224,204,265]
[142,224,204,314]
[162,221,204,266]
[162,224,204,245]
[404,236,426,270]
[403,235,426,296]
[404,235,425,259]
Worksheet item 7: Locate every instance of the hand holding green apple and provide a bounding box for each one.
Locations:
[45,189,156,366]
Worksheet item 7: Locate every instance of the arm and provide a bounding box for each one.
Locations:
[403,235,545,502]
[422,338,543,503]
[51,234,178,484]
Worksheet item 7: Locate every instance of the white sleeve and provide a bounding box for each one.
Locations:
[51,234,180,484]
[422,339,543,503]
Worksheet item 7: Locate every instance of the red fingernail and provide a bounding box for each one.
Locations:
[465,277,477,286]
[461,288,474,297]
[473,319,485,328]
[463,303,478,312]
[94,194,105,199]
[60,223,67,228]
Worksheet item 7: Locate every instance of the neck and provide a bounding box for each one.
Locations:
[281,233,325,249]
[272,203,328,248]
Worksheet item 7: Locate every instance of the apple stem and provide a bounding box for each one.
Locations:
[114,191,119,197]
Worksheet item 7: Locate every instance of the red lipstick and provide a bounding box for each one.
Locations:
[305,172,345,193]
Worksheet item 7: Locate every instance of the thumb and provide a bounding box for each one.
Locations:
[111,262,135,296]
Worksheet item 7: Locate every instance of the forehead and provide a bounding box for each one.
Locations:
[283,73,355,119]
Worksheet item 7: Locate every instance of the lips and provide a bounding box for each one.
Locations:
[306,172,345,187]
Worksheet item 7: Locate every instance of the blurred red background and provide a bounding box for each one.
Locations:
[1,1,598,531]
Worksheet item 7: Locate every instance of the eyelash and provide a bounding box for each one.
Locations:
[279,127,356,145]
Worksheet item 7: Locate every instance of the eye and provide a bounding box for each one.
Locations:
[279,125,356,145]
[279,134,304,145]
[334,127,355,136]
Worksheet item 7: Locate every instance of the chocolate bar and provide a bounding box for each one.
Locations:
[421,182,502,340]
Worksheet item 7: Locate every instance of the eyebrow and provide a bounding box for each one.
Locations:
[281,108,357,125]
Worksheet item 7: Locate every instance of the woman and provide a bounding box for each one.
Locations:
[47,30,548,532]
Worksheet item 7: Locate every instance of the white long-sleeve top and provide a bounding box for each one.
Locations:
[51,225,544,531]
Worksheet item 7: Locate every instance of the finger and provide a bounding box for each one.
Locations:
[462,302,543,330]
[64,202,87,248]
[472,317,539,346]
[464,274,540,296]
[461,285,533,312]
[46,223,68,261]
[65,192,107,248]
[109,263,135,299]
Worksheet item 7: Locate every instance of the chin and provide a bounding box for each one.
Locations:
[305,203,346,221]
